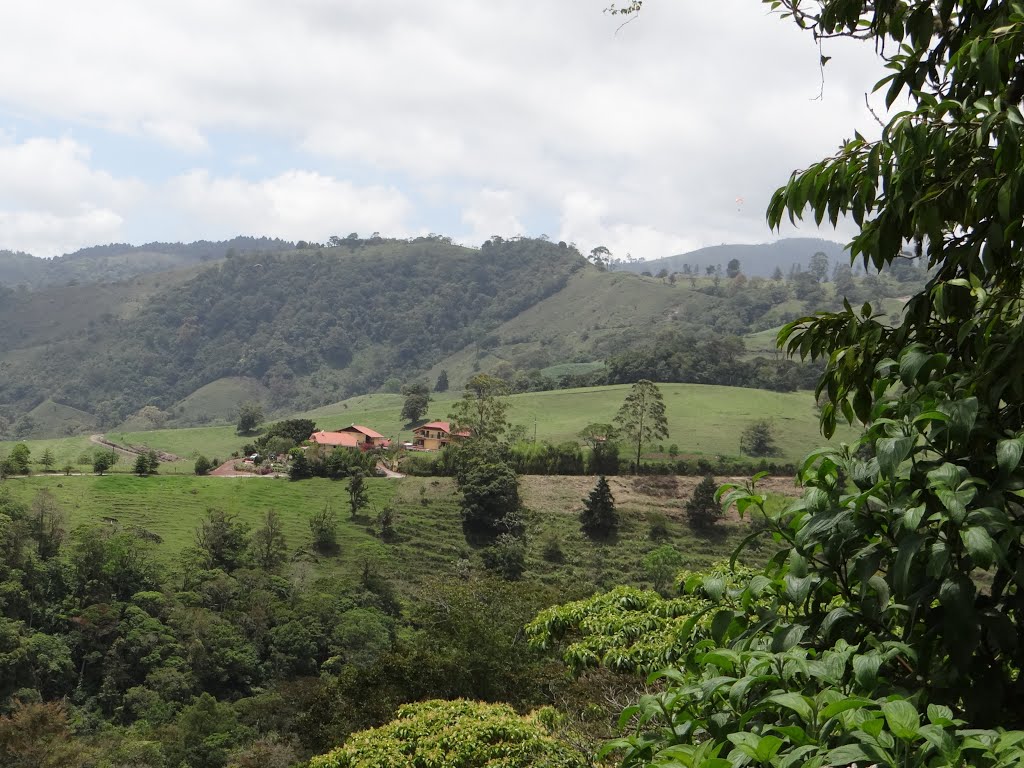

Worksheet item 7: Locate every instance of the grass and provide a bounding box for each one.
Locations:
[111,384,848,466]
[0,473,795,594]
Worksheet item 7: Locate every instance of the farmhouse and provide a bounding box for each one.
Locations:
[411,421,470,451]
[337,424,391,449]
[308,425,390,451]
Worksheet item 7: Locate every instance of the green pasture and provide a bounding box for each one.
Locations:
[107,383,849,466]
[0,473,788,593]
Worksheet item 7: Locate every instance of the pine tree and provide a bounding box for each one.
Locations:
[434,369,449,392]
[40,448,55,472]
[686,475,722,530]
[580,475,618,539]
[133,454,150,476]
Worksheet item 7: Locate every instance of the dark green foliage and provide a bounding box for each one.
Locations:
[92,452,115,475]
[133,454,149,476]
[261,418,317,446]
[194,455,213,475]
[309,503,338,552]
[236,402,264,435]
[434,369,449,392]
[685,475,722,529]
[456,454,521,541]
[7,444,30,475]
[38,449,54,471]
[508,441,585,475]
[288,449,313,480]
[739,418,777,457]
[540,535,565,563]
[647,511,670,540]
[481,533,527,580]
[580,476,617,539]
[400,391,429,424]
[348,471,369,518]
[194,509,250,571]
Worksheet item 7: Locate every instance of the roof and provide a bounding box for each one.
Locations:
[309,430,361,448]
[338,424,385,439]
[417,421,452,433]
[414,421,471,437]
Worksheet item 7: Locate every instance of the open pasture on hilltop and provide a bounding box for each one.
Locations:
[97,383,852,468]
[0,473,793,593]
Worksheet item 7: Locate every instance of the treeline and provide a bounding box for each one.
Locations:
[0,488,571,767]
[403,439,796,478]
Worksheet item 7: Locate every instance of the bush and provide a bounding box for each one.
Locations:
[685,475,722,529]
[481,534,527,580]
[739,418,778,457]
[194,456,213,475]
[647,511,670,540]
[580,475,617,539]
[540,535,565,563]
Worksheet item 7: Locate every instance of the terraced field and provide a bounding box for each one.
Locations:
[0,473,788,593]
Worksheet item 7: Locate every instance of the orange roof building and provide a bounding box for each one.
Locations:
[411,421,470,451]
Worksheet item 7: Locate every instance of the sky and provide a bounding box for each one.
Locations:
[0,1,889,260]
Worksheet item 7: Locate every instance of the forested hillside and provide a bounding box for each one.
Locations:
[0,237,293,288]
[0,237,587,431]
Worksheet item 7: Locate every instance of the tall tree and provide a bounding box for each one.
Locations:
[401,382,431,423]
[726,258,741,278]
[250,509,288,570]
[580,475,618,539]
[448,374,510,442]
[348,470,369,519]
[434,369,449,393]
[808,250,830,283]
[614,379,669,471]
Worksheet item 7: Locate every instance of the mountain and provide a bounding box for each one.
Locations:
[618,237,849,278]
[0,236,295,289]
[0,237,589,430]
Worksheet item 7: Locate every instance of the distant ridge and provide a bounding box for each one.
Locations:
[618,237,849,278]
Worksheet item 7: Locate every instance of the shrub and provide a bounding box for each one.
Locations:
[685,475,722,530]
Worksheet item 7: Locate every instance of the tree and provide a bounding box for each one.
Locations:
[309,502,338,552]
[808,250,830,283]
[400,382,430,423]
[261,418,317,445]
[250,509,288,570]
[586,0,1024,759]
[448,373,510,442]
[434,369,449,392]
[194,509,250,571]
[39,449,54,472]
[133,454,150,476]
[579,423,620,475]
[194,455,213,475]
[307,700,587,768]
[614,379,669,471]
[726,257,741,278]
[771,265,784,281]
[685,475,721,530]
[739,419,777,457]
[481,534,527,580]
[8,443,30,475]
[457,455,521,541]
[92,452,115,476]
[580,475,618,539]
[236,401,264,434]
[348,470,369,518]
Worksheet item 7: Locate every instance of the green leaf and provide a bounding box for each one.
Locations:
[876,435,915,477]
[881,699,920,740]
[820,697,875,719]
[853,653,882,689]
[962,526,997,569]
[997,437,1024,473]
[767,692,815,723]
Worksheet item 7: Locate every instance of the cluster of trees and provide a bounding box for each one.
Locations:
[0,485,581,767]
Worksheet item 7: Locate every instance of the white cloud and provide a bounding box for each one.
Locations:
[459,189,526,246]
[0,1,892,258]
[0,209,124,259]
[165,170,412,242]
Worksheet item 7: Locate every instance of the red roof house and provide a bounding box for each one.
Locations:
[411,421,470,451]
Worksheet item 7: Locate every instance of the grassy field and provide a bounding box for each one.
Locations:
[0,473,792,594]
[2,383,851,474]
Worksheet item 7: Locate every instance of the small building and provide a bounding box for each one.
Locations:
[411,421,470,451]
[308,430,362,449]
[337,424,391,449]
